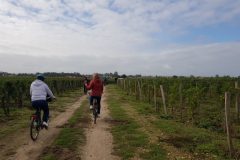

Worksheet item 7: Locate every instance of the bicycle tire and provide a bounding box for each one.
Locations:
[30,118,39,141]
[93,99,98,124]
[93,108,97,124]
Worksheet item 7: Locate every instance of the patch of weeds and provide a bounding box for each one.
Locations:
[41,154,57,160]
[153,118,235,159]
[40,100,90,160]
[194,104,223,132]
[152,120,179,134]
[0,108,32,139]
[140,144,166,160]
[196,142,226,158]
[54,128,83,149]
[160,114,174,120]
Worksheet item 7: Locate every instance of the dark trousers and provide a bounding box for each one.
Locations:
[32,100,49,122]
[90,96,101,114]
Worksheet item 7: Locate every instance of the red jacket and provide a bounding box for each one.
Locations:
[85,78,103,96]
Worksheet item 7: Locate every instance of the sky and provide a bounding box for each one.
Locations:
[0,0,240,76]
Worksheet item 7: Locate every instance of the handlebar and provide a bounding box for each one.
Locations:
[46,97,56,102]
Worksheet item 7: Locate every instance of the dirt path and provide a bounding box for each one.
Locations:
[81,90,120,160]
[8,96,85,160]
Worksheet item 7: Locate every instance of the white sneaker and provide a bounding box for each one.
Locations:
[42,121,48,129]
[89,105,93,110]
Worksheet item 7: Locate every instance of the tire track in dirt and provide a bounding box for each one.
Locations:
[81,89,120,160]
[8,96,85,160]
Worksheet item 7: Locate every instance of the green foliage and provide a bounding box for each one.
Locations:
[0,76,82,116]
[117,77,238,133]
[195,104,223,131]
[116,77,240,159]
[185,87,202,109]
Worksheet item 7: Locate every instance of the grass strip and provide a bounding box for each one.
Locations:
[40,99,90,160]
[106,85,166,160]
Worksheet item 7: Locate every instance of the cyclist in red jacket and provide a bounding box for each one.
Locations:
[85,73,104,115]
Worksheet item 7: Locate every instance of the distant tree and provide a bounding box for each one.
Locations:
[121,74,127,78]
[114,71,118,77]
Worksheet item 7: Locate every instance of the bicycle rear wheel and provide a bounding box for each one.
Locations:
[30,118,39,141]
[93,99,98,124]
[93,108,97,124]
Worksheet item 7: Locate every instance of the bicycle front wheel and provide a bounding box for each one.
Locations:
[30,119,39,141]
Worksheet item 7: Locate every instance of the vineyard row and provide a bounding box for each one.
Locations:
[0,77,83,116]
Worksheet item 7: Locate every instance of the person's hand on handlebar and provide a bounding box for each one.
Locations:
[52,96,56,101]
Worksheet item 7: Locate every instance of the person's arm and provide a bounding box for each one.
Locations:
[45,84,55,99]
[85,80,94,90]
[30,85,32,96]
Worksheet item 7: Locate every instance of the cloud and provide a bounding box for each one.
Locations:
[1,42,239,76]
[0,0,239,75]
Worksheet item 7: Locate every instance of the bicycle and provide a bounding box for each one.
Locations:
[30,97,52,141]
[92,98,98,124]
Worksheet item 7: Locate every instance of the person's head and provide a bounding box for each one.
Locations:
[92,73,100,80]
[36,73,45,81]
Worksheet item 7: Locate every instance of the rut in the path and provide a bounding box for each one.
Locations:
[81,90,120,160]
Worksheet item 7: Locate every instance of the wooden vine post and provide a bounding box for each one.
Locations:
[225,92,233,158]
[138,81,142,101]
[160,85,167,115]
[235,81,239,121]
[128,80,131,95]
[120,79,122,88]
[154,85,157,112]
[148,85,150,103]
[117,78,119,86]
[179,83,183,120]
[135,80,137,100]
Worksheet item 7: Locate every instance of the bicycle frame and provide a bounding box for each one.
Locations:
[31,111,42,127]
[30,107,45,141]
